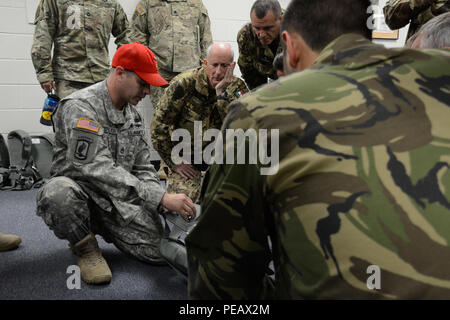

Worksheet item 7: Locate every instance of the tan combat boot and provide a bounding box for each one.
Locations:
[72,233,112,284]
[0,232,21,251]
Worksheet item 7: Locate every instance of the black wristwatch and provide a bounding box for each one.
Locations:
[217,91,229,100]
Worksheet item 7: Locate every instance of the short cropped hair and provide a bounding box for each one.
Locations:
[281,0,372,52]
[251,0,282,20]
[416,12,450,48]
[273,52,284,72]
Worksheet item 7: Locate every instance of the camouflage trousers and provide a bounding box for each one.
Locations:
[55,79,94,99]
[166,168,202,204]
[36,176,166,264]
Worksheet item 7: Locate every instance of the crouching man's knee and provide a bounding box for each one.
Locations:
[36,176,91,244]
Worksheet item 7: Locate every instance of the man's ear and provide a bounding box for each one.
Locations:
[282,31,299,70]
[203,59,208,66]
[115,66,126,78]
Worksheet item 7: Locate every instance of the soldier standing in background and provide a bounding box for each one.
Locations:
[31,0,130,99]
[384,0,449,42]
[186,0,450,299]
[130,0,213,172]
[237,0,283,90]
[151,43,248,203]
[130,0,213,109]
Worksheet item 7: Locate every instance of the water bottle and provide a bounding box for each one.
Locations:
[40,92,60,126]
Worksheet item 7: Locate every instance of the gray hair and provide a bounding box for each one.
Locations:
[416,12,450,48]
[251,0,282,19]
[206,42,234,61]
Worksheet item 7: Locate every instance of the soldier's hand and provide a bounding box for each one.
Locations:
[160,193,197,221]
[174,163,198,180]
[215,62,236,96]
[40,81,55,94]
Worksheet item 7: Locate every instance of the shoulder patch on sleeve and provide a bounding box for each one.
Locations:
[235,90,246,98]
[135,2,146,15]
[76,118,101,133]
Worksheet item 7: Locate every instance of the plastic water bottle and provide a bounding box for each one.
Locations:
[40,93,60,126]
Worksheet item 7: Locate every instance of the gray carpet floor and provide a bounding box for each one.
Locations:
[0,189,187,300]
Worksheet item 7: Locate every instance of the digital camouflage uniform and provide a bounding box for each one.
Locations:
[151,66,248,203]
[130,0,213,109]
[237,23,282,90]
[31,0,130,98]
[36,81,167,264]
[186,33,450,299]
[384,0,450,40]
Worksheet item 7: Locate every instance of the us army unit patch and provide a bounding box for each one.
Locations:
[74,138,91,161]
[69,125,100,165]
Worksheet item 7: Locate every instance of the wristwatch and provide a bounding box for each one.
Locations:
[216,91,229,100]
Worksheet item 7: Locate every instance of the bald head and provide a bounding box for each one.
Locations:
[206,42,234,62]
[204,42,236,89]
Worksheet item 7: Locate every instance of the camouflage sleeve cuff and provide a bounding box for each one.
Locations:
[161,155,176,171]
[37,73,54,84]
[138,180,166,213]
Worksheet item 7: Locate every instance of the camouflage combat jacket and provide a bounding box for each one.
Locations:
[31,0,130,84]
[384,0,450,39]
[130,0,213,73]
[186,33,450,299]
[51,80,165,224]
[151,66,248,170]
[237,23,282,90]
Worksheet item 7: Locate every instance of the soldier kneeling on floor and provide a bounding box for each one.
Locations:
[36,43,196,285]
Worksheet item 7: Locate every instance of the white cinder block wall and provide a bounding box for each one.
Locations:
[0,0,407,136]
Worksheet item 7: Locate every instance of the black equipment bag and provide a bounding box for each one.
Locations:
[0,134,10,169]
[0,134,10,187]
[8,130,33,170]
[30,133,55,179]
[1,130,42,190]
[160,206,277,285]
[160,204,201,278]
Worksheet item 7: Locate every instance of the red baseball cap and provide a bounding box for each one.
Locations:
[112,42,168,87]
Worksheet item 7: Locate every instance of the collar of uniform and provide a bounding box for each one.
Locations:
[313,33,401,70]
[194,66,215,97]
[100,80,130,125]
